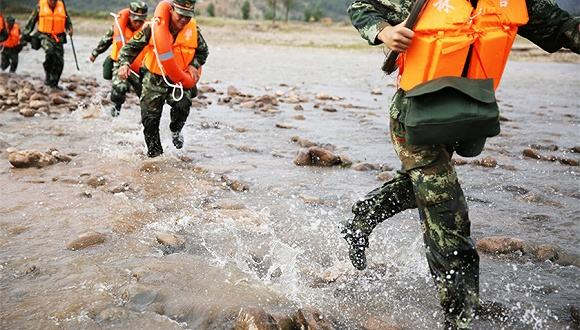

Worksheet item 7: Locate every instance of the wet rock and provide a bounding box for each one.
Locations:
[29,100,49,109]
[234,127,249,133]
[218,96,232,104]
[155,232,185,253]
[363,317,402,330]
[571,305,580,325]
[198,85,216,93]
[294,105,304,111]
[570,146,580,154]
[499,115,510,122]
[214,200,246,210]
[472,156,498,168]
[86,176,107,188]
[228,144,260,153]
[66,231,106,250]
[533,244,559,262]
[19,108,36,117]
[7,148,59,168]
[30,92,48,101]
[292,307,334,330]
[80,191,93,198]
[275,122,294,129]
[558,158,579,166]
[109,182,131,194]
[228,86,241,97]
[370,88,383,95]
[241,101,256,109]
[377,171,394,181]
[221,175,250,192]
[453,158,469,166]
[316,92,332,100]
[294,147,342,167]
[322,106,337,113]
[51,96,67,105]
[235,307,278,330]
[476,236,524,254]
[522,148,542,159]
[503,185,529,195]
[291,136,316,148]
[351,162,381,171]
[293,114,306,120]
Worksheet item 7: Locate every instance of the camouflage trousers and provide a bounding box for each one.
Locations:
[348,91,479,329]
[140,70,196,157]
[39,33,64,87]
[111,61,142,107]
[1,47,19,73]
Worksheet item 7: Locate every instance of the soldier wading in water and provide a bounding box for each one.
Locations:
[22,0,73,88]
[89,2,148,117]
[117,0,208,158]
[343,0,580,328]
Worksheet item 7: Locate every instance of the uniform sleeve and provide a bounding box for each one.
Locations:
[518,0,580,53]
[23,7,39,37]
[118,24,151,67]
[91,27,114,58]
[348,0,411,45]
[191,27,209,68]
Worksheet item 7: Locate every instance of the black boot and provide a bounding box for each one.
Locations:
[144,131,163,158]
[341,171,416,270]
[110,103,122,117]
[171,131,184,149]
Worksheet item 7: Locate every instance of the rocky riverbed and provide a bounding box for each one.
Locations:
[0,30,579,329]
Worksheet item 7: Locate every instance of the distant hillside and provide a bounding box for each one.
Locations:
[3,0,578,19]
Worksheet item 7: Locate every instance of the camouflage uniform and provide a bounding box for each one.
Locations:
[346,0,580,328]
[0,16,8,42]
[22,3,73,87]
[118,19,209,157]
[91,2,147,116]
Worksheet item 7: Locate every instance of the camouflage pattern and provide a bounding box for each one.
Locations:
[173,0,197,17]
[91,27,113,59]
[23,5,73,87]
[90,27,141,111]
[0,17,7,43]
[129,1,148,21]
[111,60,142,107]
[1,47,20,73]
[348,0,578,328]
[117,23,209,157]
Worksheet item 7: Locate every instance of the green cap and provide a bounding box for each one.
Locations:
[173,0,196,17]
[129,1,148,21]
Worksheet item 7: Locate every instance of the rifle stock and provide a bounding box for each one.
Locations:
[381,0,429,75]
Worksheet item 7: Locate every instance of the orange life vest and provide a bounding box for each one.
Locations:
[111,9,138,61]
[2,23,21,48]
[0,15,4,32]
[38,0,67,37]
[399,0,529,91]
[143,1,198,88]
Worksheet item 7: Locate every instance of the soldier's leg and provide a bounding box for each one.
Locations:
[51,42,65,86]
[9,49,18,73]
[140,72,168,157]
[391,116,479,329]
[110,62,131,117]
[41,36,55,85]
[166,88,193,149]
[0,51,9,71]
[342,170,416,270]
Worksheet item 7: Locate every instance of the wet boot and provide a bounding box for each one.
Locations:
[172,131,184,149]
[341,171,417,270]
[144,131,163,158]
[110,103,122,117]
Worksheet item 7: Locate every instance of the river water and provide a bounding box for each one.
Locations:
[0,36,579,329]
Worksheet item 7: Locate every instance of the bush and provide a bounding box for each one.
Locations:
[241,0,251,20]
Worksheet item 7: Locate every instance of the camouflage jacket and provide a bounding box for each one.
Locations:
[91,27,114,58]
[23,4,73,42]
[348,0,580,53]
[118,23,209,70]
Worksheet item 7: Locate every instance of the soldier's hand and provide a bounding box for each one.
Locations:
[89,54,96,63]
[67,27,73,36]
[186,65,200,84]
[118,65,131,80]
[378,20,414,53]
